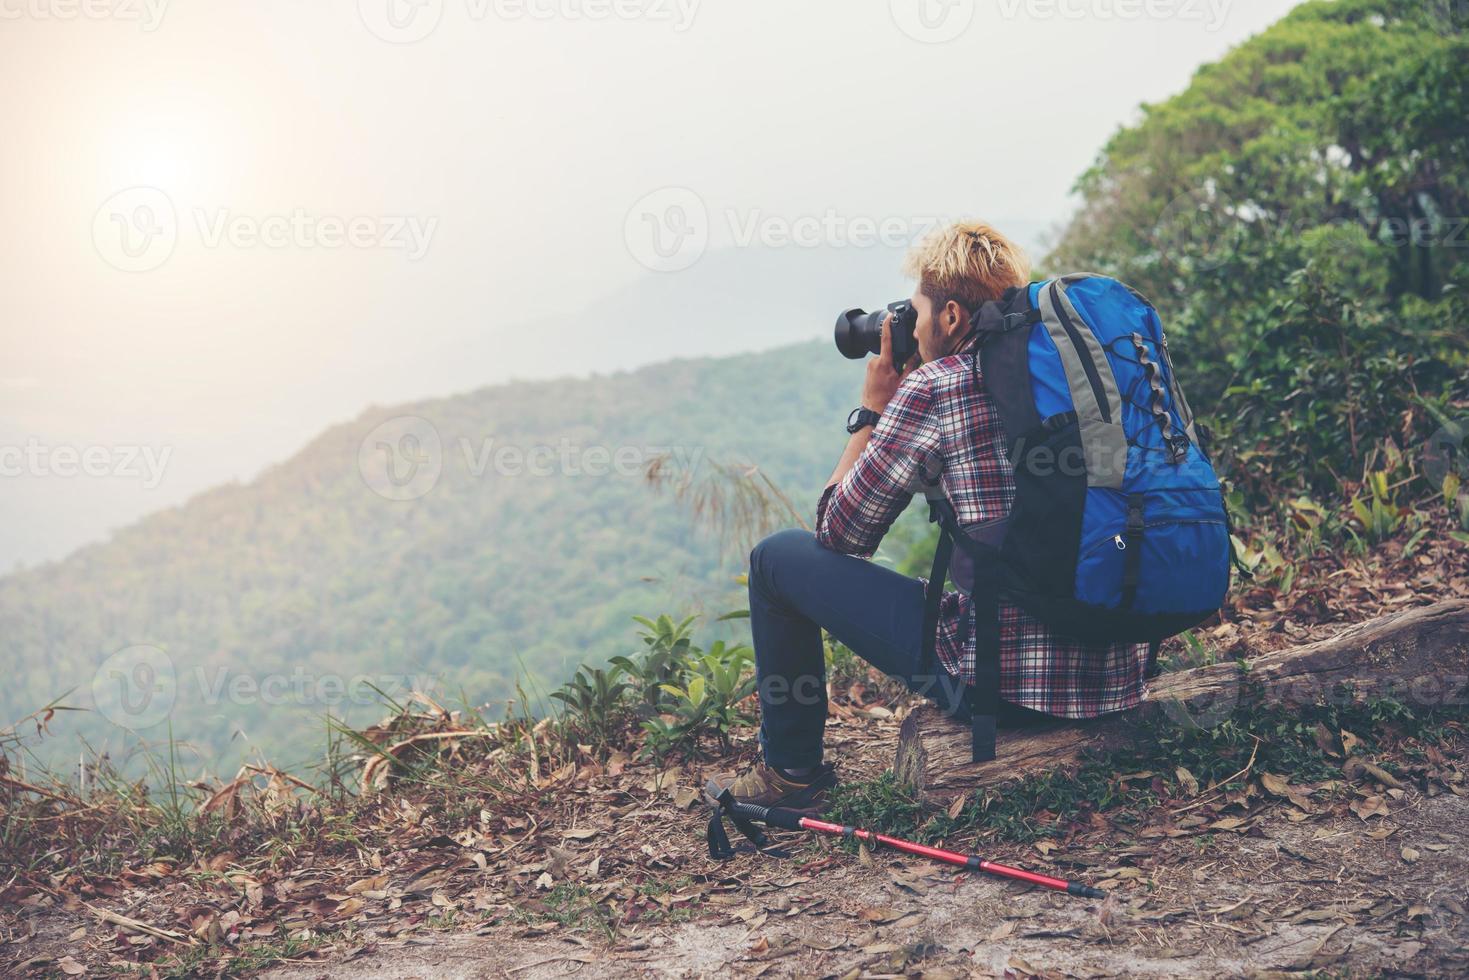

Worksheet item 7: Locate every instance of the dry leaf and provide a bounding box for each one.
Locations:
[345,875,388,894]
[1400,846,1421,864]
[1175,766,1199,797]
[57,956,86,976]
[1350,794,1389,820]
[1260,772,1292,798]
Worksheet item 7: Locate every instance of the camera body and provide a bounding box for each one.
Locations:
[834,301,918,371]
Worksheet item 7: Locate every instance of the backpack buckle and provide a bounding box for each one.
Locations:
[1167,433,1191,464]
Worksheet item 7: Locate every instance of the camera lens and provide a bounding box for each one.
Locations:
[834,309,884,359]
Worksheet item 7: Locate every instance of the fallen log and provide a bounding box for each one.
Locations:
[893,600,1469,804]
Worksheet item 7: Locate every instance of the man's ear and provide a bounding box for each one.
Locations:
[947,301,970,339]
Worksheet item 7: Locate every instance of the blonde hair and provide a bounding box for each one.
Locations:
[901,220,1031,312]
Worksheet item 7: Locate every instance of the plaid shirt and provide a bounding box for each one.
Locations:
[815,340,1148,719]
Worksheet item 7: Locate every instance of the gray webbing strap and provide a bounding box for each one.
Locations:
[1038,279,1127,489]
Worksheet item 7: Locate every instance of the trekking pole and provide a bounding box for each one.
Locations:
[705,781,1105,900]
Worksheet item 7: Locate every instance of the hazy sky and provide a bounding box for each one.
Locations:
[1,0,1302,566]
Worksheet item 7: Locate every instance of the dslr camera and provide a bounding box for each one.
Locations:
[834,301,918,370]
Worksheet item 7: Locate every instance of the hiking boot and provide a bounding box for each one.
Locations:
[710,762,837,813]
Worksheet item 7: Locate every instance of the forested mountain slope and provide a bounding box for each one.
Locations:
[0,341,886,769]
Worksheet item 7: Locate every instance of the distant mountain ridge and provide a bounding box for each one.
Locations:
[0,338,894,771]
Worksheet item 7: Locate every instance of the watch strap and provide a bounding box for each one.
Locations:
[847,407,882,434]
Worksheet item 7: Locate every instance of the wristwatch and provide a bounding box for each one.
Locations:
[846,407,882,434]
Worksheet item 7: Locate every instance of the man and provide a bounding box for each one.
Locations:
[717,220,1151,810]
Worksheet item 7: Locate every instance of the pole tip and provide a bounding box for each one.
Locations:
[1068,882,1108,900]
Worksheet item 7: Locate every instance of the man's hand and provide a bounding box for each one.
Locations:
[861,314,912,412]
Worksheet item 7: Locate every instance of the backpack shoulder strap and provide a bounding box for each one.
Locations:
[922,490,1001,763]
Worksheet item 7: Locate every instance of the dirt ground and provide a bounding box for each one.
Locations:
[242,789,1468,979]
[8,712,1465,979]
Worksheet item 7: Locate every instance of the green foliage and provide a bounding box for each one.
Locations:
[1048,0,1469,514]
[611,614,699,715]
[1350,470,1408,544]
[0,344,860,773]
[550,612,757,762]
[643,641,757,762]
[548,663,630,750]
[826,771,924,842]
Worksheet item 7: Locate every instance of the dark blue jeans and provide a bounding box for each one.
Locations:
[748,528,1051,769]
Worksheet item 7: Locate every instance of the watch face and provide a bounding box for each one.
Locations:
[848,408,878,433]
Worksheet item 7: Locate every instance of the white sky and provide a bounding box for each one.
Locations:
[0,0,1302,566]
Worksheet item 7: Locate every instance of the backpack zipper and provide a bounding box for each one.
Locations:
[1081,518,1226,561]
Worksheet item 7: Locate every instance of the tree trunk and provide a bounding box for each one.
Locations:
[894,600,1469,804]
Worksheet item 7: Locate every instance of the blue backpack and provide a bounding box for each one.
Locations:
[922,274,1237,761]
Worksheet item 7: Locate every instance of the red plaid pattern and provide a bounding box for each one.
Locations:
[815,344,1148,719]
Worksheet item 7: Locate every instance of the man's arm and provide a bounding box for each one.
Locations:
[825,315,906,490]
[825,426,874,491]
[815,320,940,557]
